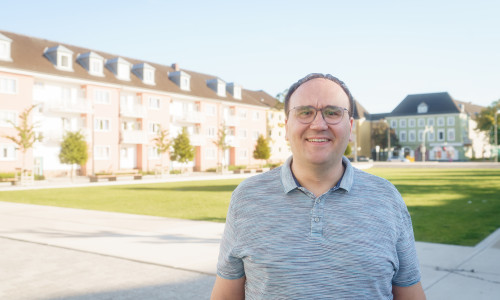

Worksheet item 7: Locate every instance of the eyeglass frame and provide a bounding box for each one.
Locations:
[289,105,350,125]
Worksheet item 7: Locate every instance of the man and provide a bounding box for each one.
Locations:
[211,73,426,299]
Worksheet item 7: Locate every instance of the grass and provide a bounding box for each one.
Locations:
[0,168,499,246]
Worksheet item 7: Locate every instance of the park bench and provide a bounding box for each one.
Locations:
[89,169,142,182]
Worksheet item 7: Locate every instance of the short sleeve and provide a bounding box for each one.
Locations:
[216,194,245,279]
[392,200,421,287]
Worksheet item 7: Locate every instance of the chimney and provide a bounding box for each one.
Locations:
[171,63,180,71]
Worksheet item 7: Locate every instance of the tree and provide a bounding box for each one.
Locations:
[253,134,271,164]
[151,125,171,174]
[371,120,399,150]
[2,104,42,175]
[213,122,230,172]
[59,131,88,180]
[344,143,352,156]
[170,127,195,172]
[476,100,500,144]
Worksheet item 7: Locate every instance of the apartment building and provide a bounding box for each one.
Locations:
[0,31,277,176]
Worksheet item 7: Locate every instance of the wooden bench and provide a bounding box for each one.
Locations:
[89,170,142,182]
[0,178,18,185]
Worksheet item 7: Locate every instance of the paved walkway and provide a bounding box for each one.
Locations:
[1,172,499,299]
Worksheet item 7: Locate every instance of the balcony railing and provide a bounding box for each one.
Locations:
[226,135,239,147]
[121,130,147,144]
[224,115,239,127]
[120,105,147,118]
[43,98,91,114]
[190,134,203,146]
[42,128,91,143]
[171,111,205,123]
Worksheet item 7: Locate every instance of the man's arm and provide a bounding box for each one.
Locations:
[393,282,426,300]
[210,275,246,300]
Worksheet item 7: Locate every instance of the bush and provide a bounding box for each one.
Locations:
[34,175,45,181]
[264,162,282,169]
[0,172,16,179]
[228,165,246,171]
[205,168,217,172]
[170,169,182,175]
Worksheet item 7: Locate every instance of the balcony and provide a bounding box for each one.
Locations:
[171,111,205,124]
[190,134,203,146]
[121,130,147,144]
[42,128,91,143]
[224,115,239,127]
[120,105,147,118]
[43,98,91,114]
[226,136,239,147]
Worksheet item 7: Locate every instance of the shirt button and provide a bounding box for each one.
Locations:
[314,217,320,222]
[315,199,321,204]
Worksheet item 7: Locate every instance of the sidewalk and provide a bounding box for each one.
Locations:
[1,173,499,299]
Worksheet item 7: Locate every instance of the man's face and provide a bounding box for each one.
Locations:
[285,78,353,167]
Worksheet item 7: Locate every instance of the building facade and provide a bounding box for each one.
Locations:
[0,31,280,177]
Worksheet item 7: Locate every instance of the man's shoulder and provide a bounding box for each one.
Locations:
[233,167,282,197]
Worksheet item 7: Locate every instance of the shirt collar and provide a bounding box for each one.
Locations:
[281,156,354,194]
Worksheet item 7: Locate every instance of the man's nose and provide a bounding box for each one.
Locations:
[310,110,328,129]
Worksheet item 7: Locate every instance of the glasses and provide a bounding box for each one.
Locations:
[289,105,349,125]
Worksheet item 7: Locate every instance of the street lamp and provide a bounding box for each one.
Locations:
[495,110,500,163]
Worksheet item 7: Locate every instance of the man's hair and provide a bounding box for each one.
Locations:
[284,73,354,118]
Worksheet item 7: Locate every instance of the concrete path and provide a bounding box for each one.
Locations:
[1,171,499,299]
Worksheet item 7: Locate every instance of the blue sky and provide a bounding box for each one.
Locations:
[1,0,499,113]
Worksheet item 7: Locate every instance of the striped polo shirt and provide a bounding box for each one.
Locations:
[217,156,421,299]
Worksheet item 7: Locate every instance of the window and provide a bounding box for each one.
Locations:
[94,119,110,131]
[437,129,445,141]
[94,146,110,160]
[399,131,407,142]
[447,116,455,126]
[206,104,216,116]
[240,149,248,158]
[417,118,425,127]
[0,40,11,61]
[399,119,406,128]
[437,117,445,126]
[149,122,161,133]
[90,58,103,75]
[208,127,216,137]
[149,97,160,109]
[148,146,160,159]
[239,109,247,119]
[0,144,16,160]
[447,128,455,141]
[0,77,17,94]
[428,118,435,126]
[428,131,435,142]
[181,76,190,91]
[206,148,216,159]
[217,83,226,97]
[418,130,424,142]
[144,70,155,84]
[408,119,415,128]
[0,111,16,127]
[117,63,130,80]
[94,90,110,104]
[240,129,247,138]
[253,131,259,140]
[390,120,397,128]
[60,54,70,68]
[253,111,260,120]
[408,130,416,142]
[417,102,428,113]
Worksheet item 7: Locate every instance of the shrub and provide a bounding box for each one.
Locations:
[170,169,182,175]
[228,165,246,171]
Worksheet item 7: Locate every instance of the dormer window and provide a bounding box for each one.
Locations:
[227,83,242,100]
[169,70,191,91]
[417,102,428,114]
[44,45,74,71]
[132,63,155,85]
[77,51,104,76]
[207,78,226,97]
[106,57,131,81]
[0,33,13,62]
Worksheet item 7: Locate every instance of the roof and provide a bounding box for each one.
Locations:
[390,92,461,116]
[453,100,484,119]
[0,30,273,108]
[353,99,368,119]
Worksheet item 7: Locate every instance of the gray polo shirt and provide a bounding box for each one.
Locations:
[217,156,421,299]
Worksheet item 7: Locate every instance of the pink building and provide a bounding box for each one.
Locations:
[0,31,283,177]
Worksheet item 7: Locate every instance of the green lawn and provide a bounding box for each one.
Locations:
[1,168,499,246]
